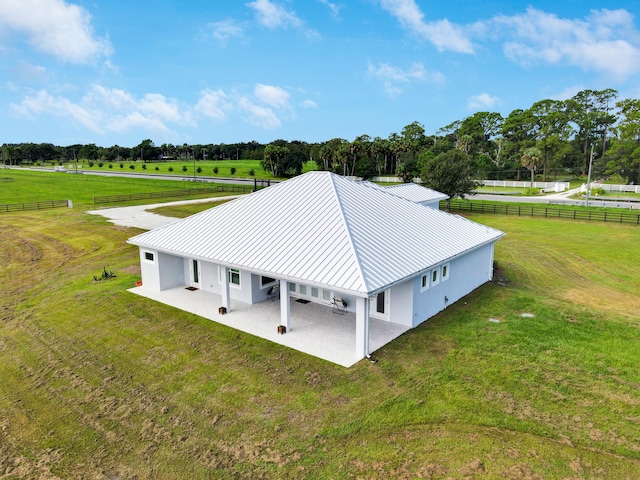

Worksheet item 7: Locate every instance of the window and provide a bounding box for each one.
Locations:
[441,263,450,282]
[228,268,240,286]
[431,269,439,286]
[376,291,386,314]
[311,287,319,298]
[322,290,331,301]
[288,282,296,292]
[421,274,429,292]
[261,276,276,287]
[143,251,154,263]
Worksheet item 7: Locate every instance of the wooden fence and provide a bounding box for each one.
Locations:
[93,185,254,204]
[445,200,640,225]
[0,199,70,213]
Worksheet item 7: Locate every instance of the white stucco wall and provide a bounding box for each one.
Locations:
[388,282,414,327]
[411,243,495,328]
[158,252,185,290]
[139,249,184,291]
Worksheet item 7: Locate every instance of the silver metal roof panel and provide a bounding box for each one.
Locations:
[129,172,503,297]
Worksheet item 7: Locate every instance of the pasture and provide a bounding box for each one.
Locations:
[0,175,639,478]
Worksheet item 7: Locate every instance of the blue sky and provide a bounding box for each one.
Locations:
[1,0,640,147]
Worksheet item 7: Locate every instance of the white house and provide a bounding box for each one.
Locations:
[127,171,503,362]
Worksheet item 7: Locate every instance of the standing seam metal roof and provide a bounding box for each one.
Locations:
[128,171,503,297]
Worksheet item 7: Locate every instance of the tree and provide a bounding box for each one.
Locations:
[566,89,618,174]
[419,149,479,211]
[521,147,543,186]
[262,143,289,176]
[529,99,572,180]
[604,98,640,184]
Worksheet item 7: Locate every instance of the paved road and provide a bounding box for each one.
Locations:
[87,195,240,230]
[473,185,639,210]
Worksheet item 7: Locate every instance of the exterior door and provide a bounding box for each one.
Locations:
[190,259,200,287]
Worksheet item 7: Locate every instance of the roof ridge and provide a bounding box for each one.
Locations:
[328,174,369,295]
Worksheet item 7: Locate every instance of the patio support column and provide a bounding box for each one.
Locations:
[221,267,231,312]
[355,297,370,359]
[279,279,290,332]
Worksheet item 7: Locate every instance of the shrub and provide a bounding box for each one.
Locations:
[129,164,135,170]
[182,165,188,172]
[591,187,606,196]
[213,167,219,174]
[197,167,202,173]
[248,169,255,176]
[524,187,540,196]
[88,161,94,167]
[155,166,159,171]
[230,167,236,175]
[168,166,173,172]
[108,163,113,169]
[98,162,103,168]
[119,163,124,169]
[142,164,147,170]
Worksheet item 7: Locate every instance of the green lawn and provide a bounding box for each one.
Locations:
[0,181,639,478]
[54,159,271,179]
[0,169,250,209]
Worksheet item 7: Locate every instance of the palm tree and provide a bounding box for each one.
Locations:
[521,147,543,186]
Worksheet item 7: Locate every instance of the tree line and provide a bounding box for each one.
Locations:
[2,88,639,186]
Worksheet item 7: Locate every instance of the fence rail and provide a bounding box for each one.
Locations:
[581,183,640,194]
[93,185,253,204]
[0,199,69,213]
[480,179,570,192]
[445,199,640,225]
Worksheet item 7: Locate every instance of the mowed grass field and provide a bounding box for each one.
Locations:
[1,175,639,478]
[62,159,270,179]
[0,170,250,208]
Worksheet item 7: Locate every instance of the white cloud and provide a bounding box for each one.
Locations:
[247,0,302,29]
[11,85,186,136]
[246,0,318,38]
[254,84,290,108]
[467,92,500,110]
[10,82,297,136]
[301,99,317,109]
[208,19,244,45]
[378,0,474,54]
[11,89,101,132]
[238,97,281,129]
[367,61,445,96]
[194,89,233,120]
[490,8,640,80]
[317,0,341,19]
[0,0,112,64]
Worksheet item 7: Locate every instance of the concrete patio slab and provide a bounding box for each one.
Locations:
[129,285,410,367]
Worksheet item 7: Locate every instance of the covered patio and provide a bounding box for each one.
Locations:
[128,285,410,367]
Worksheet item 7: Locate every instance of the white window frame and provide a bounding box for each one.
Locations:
[142,251,155,264]
[219,266,241,288]
[229,268,240,286]
[431,268,440,287]
[420,273,429,292]
[441,263,450,282]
